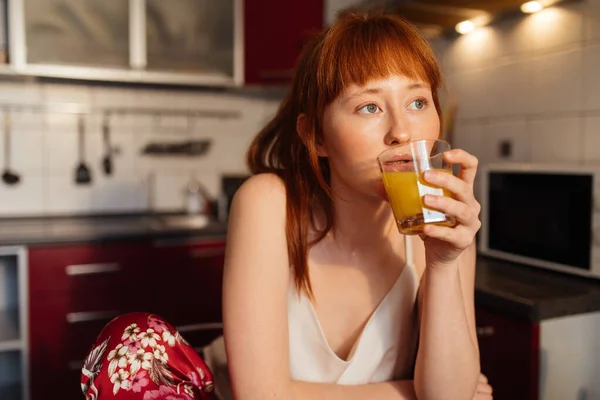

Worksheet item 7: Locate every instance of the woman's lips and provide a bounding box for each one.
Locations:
[383,154,413,165]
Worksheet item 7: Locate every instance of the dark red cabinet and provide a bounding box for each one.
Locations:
[244,0,324,84]
[28,238,226,400]
[151,239,226,351]
[476,306,540,400]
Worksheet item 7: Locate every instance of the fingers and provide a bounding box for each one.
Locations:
[422,194,477,227]
[422,224,477,250]
[477,382,493,394]
[422,168,475,206]
[443,149,479,186]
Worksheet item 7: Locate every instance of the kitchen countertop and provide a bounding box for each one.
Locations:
[0,213,227,246]
[475,255,600,322]
[1,213,599,323]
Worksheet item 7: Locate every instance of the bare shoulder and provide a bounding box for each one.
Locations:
[226,172,288,271]
[222,173,292,396]
[234,172,286,201]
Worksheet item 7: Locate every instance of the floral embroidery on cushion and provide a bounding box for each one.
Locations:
[111,369,131,395]
[122,323,141,342]
[107,344,129,376]
[81,337,110,400]
[131,370,151,393]
[142,385,193,400]
[140,328,161,348]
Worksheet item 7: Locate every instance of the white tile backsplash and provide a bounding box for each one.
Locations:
[530,118,582,163]
[525,4,584,54]
[483,119,531,164]
[583,116,600,165]
[585,0,600,41]
[0,79,270,216]
[531,48,583,115]
[0,176,44,216]
[451,121,484,161]
[583,44,600,111]
[487,61,532,117]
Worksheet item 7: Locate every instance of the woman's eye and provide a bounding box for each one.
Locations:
[409,99,426,110]
[359,104,381,114]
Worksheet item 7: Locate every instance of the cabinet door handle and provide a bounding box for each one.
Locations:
[190,248,225,258]
[176,322,223,333]
[65,263,121,276]
[476,326,495,337]
[66,310,120,324]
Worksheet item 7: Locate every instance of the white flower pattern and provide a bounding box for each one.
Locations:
[107,344,129,376]
[98,314,215,397]
[110,368,131,395]
[121,323,141,342]
[128,348,154,376]
[162,330,176,347]
[153,344,169,364]
[139,328,160,348]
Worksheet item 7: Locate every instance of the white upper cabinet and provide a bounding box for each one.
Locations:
[8,0,242,87]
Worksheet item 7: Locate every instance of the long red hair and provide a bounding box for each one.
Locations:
[247,11,443,298]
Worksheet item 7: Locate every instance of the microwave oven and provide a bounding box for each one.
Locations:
[478,163,600,279]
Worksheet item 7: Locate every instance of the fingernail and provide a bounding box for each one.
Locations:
[424,171,436,182]
[423,194,435,204]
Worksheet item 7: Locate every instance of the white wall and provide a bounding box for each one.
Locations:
[0,82,281,216]
[430,0,600,188]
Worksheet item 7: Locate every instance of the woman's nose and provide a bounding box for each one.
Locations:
[384,117,411,146]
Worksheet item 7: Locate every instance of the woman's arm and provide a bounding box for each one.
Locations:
[222,173,416,400]
[413,150,482,400]
[414,244,480,400]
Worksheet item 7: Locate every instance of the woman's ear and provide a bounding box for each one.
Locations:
[297,114,328,157]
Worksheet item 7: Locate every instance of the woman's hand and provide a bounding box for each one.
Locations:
[473,373,493,399]
[420,149,481,266]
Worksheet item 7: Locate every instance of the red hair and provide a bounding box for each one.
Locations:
[247,11,442,298]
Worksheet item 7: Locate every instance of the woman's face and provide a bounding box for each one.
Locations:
[320,74,440,200]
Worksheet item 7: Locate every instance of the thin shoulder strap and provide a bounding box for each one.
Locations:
[405,235,413,265]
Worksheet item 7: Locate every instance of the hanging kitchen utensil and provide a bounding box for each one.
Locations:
[2,111,21,186]
[102,113,113,176]
[75,114,92,185]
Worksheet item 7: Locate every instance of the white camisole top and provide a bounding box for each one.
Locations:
[287,236,421,385]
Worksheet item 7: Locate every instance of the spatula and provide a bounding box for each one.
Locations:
[75,114,92,185]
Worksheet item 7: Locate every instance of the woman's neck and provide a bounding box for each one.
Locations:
[326,182,398,253]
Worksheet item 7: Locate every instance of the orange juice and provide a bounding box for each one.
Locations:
[382,169,455,235]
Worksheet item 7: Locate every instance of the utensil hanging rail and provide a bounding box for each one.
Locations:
[0,102,242,119]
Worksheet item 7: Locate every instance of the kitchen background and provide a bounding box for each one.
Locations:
[0,0,599,400]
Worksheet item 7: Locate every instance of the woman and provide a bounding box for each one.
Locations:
[81,10,492,400]
[222,10,492,400]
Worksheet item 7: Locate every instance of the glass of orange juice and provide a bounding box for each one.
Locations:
[377,139,456,235]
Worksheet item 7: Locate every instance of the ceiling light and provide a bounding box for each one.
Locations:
[521,1,544,13]
[455,20,475,35]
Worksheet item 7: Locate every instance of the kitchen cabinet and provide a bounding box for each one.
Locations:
[151,239,226,352]
[28,241,152,400]
[476,306,539,400]
[0,247,27,400]
[244,0,324,84]
[27,237,226,400]
[24,0,130,69]
[4,0,324,86]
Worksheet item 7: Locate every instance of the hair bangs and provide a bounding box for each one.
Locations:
[317,13,441,106]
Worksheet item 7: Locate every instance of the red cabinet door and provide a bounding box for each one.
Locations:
[28,241,151,400]
[244,0,324,84]
[151,239,226,348]
[476,307,540,400]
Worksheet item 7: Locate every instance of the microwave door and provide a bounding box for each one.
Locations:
[487,172,592,270]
